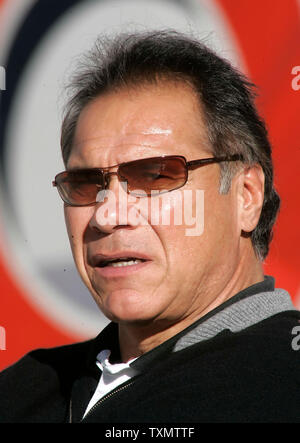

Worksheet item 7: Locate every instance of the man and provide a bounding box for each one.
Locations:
[0,31,299,423]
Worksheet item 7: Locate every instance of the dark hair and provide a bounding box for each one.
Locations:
[61,30,280,260]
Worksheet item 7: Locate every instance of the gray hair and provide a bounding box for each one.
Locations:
[61,30,280,260]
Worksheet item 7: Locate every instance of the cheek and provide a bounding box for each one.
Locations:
[64,206,91,257]
[203,190,239,254]
[137,190,194,227]
[150,192,199,265]
[64,207,97,292]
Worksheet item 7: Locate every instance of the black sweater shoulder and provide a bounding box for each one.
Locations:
[0,338,95,423]
[1,311,300,423]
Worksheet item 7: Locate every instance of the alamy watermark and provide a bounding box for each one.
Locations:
[291,325,300,351]
[0,326,6,350]
[95,185,204,236]
[291,66,300,91]
[0,66,5,91]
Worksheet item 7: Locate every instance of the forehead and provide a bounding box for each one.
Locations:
[69,82,210,167]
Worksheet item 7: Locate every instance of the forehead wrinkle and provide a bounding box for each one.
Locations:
[68,141,172,169]
[70,82,213,169]
[73,131,172,148]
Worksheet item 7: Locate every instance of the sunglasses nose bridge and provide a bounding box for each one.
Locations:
[102,170,128,192]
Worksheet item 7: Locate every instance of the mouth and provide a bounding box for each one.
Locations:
[91,252,151,277]
[97,257,147,268]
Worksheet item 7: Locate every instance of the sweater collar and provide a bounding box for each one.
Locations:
[88,276,295,372]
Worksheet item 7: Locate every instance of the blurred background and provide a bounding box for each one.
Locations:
[0,0,299,371]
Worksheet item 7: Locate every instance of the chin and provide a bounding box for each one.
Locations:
[101,305,158,324]
[94,289,160,324]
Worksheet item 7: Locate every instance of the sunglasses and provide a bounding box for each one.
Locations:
[52,154,243,206]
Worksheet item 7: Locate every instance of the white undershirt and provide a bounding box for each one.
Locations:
[83,349,139,419]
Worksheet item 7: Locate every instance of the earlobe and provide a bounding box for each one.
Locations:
[239,164,265,233]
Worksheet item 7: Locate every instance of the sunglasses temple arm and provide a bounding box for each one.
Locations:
[187,154,243,170]
[186,158,220,170]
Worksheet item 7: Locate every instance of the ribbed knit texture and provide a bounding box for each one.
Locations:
[174,289,296,352]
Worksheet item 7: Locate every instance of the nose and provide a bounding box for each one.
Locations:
[89,174,138,234]
[102,170,119,190]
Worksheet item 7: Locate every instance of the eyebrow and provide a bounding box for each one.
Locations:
[66,166,103,172]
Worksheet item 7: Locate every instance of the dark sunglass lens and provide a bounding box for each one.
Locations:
[56,171,103,205]
[119,157,187,195]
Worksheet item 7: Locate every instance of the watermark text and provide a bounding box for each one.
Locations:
[291,325,300,351]
[291,66,300,91]
[95,185,204,236]
[0,66,6,90]
[0,326,6,350]
[105,426,195,439]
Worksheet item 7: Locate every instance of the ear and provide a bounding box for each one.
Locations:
[237,164,265,233]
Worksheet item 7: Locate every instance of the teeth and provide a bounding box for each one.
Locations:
[110,259,143,268]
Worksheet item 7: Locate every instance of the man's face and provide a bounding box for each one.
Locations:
[64,82,241,329]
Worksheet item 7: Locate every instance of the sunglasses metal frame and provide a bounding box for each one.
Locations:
[52,154,243,206]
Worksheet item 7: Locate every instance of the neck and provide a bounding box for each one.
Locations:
[118,247,264,363]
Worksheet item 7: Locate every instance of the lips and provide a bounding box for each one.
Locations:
[90,252,151,268]
[96,257,146,268]
[90,251,152,278]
